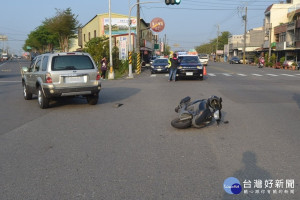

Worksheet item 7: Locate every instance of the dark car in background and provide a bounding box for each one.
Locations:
[177,55,203,80]
[150,58,170,74]
[229,56,241,64]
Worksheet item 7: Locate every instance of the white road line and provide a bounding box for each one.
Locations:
[252,74,263,76]
[165,74,169,77]
[281,74,295,77]
[0,62,8,67]
[294,74,300,76]
[237,73,247,76]
[0,81,21,83]
[223,73,232,76]
[150,74,156,77]
[207,73,216,76]
[1,69,11,72]
[266,74,278,77]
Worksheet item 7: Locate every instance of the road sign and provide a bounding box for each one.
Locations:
[150,18,165,32]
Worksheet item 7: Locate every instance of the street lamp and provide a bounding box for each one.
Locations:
[108,0,115,79]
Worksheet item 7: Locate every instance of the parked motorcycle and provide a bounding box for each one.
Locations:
[171,96,223,129]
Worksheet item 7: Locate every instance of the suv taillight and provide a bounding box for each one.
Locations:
[46,73,52,83]
[96,72,100,80]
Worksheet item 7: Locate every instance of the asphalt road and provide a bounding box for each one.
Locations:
[0,60,299,200]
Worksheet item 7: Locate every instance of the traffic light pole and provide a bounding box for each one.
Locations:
[127,1,161,78]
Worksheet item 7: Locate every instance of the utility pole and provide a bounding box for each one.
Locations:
[127,1,160,78]
[163,34,167,55]
[243,6,247,64]
[136,0,141,74]
[216,24,219,62]
[268,23,272,63]
[108,0,115,79]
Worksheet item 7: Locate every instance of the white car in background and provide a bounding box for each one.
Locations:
[198,54,209,66]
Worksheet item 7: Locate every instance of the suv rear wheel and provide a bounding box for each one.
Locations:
[38,86,49,109]
[23,83,32,100]
[87,93,99,105]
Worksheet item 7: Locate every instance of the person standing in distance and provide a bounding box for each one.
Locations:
[169,53,180,82]
[100,57,108,79]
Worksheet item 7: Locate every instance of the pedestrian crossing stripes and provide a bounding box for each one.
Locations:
[149,73,300,78]
[207,73,216,76]
[205,73,299,78]
[281,74,295,77]
[252,74,263,77]
[150,74,169,77]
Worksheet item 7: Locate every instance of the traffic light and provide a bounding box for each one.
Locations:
[165,0,181,5]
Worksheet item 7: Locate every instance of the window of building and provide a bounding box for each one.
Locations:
[88,32,91,41]
[279,33,286,42]
[94,30,96,38]
[84,34,86,42]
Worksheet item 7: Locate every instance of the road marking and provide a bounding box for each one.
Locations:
[294,74,300,76]
[266,74,278,77]
[1,69,11,72]
[281,74,295,77]
[252,74,263,76]
[207,73,216,76]
[165,74,169,77]
[0,80,21,83]
[0,62,8,67]
[150,74,156,77]
[237,73,247,76]
[223,73,232,76]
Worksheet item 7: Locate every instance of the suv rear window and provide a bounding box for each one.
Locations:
[51,55,94,71]
[179,56,200,63]
[154,59,168,64]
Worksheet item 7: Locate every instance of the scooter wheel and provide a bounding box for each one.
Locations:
[171,118,192,129]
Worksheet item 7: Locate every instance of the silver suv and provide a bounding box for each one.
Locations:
[21,52,101,109]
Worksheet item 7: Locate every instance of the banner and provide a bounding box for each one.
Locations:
[119,36,127,60]
[103,18,137,35]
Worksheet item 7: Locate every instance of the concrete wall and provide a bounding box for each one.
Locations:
[249,28,264,47]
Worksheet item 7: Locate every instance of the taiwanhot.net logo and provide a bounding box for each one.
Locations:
[224,177,242,194]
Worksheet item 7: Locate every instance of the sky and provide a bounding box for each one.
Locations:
[0,0,284,55]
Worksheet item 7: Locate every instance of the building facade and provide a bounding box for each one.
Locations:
[227,0,300,62]
[228,27,264,59]
[79,13,154,61]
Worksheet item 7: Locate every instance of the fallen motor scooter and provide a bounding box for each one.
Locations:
[171,96,223,129]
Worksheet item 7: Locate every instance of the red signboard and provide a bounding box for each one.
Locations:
[150,18,165,32]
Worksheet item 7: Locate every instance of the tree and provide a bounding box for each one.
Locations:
[195,31,231,54]
[45,8,79,52]
[84,36,109,66]
[23,24,59,53]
